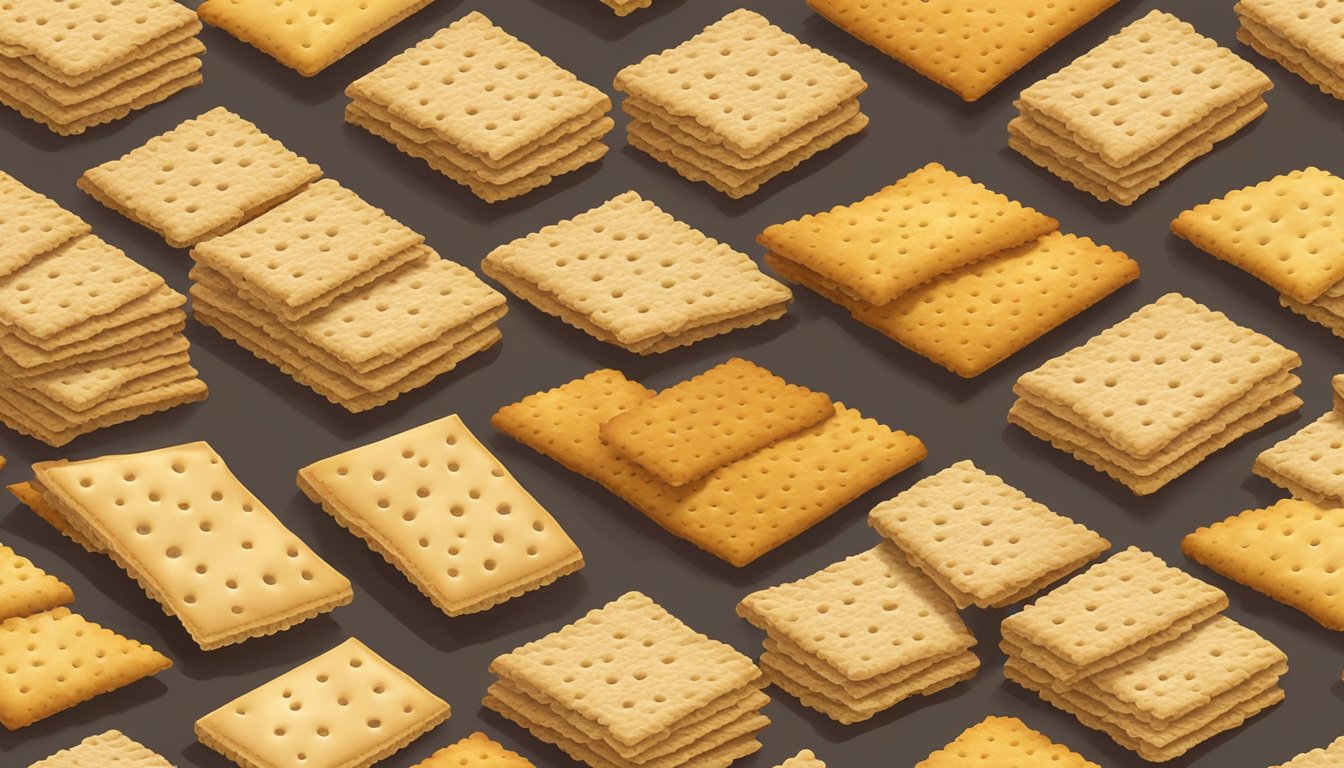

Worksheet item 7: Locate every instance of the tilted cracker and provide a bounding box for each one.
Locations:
[1237,14,1344,100]
[0,541,73,620]
[869,460,1109,609]
[1272,737,1344,768]
[196,638,449,768]
[30,442,353,649]
[1183,498,1344,631]
[760,660,975,726]
[0,171,89,278]
[758,163,1059,306]
[915,715,1102,768]
[0,0,197,79]
[1254,410,1344,506]
[413,732,533,768]
[760,647,978,723]
[1239,0,1344,78]
[776,750,825,768]
[0,607,170,729]
[493,370,926,566]
[599,358,834,487]
[29,730,176,768]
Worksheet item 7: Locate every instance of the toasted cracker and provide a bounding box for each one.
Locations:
[0,0,197,80]
[599,0,653,15]
[915,715,1102,767]
[414,732,532,768]
[29,730,176,768]
[0,171,89,278]
[1254,410,1344,506]
[0,541,73,621]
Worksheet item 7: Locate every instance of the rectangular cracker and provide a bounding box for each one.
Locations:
[196,638,449,768]
[29,442,353,649]
[1239,0,1344,75]
[10,282,184,352]
[0,541,73,621]
[0,33,201,108]
[916,716,1102,767]
[29,730,176,768]
[1237,15,1344,100]
[760,647,978,723]
[2,362,199,431]
[0,310,185,376]
[493,370,926,566]
[0,0,198,80]
[1,69,201,135]
[0,374,207,447]
[1253,410,1344,506]
[0,170,89,277]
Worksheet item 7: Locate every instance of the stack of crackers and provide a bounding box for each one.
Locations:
[1173,168,1344,338]
[1008,293,1303,495]
[0,172,206,447]
[775,750,825,768]
[1010,10,1272,205]
[493,361,926,567]
[1237,0,1344,101]
[484,591,771,767]
[0,0,203,135]
[1253,394,1344,508]
[347,12,613,203]
[29,731,176,767]
[760,162,1139,377]
[915,716,1102,767]
[613,10,869,199]
[1002,547,1288,761]
[1273,737,1344,767]
[738,542,979,724]
[483,193,792,354]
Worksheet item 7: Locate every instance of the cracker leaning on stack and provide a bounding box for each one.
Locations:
[29,731,176,768]
[1237,0,1344,101]
[0,172,207,447]
[493,360,926,566]
[347,12,613,202]
[1010,10,1272,205]
[1008,293,1303,495]
[1002,548,1287,761]
[484,591,771,768]
[761,162,1138,377]
[614,10,868,198]
[0,0,203,135]
[915,716,1102,767]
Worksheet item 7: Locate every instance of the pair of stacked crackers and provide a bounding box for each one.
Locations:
[0,0,202,135]
[0,172,205,447]
[599,0,653,16]
[1002,548,1287,761]
[483,591,771,767]
[916,716,1102,767]
[29,731,177,767]
[614,10,869,199]
[1237,0,1344,100]
[346,12,613,203]
[493,360,927,567]
[483,193,792,354]
[1253,382,1344,508]
[761,162,1139,378]
[1009,293,1303,495]
[1010,11,1272,205]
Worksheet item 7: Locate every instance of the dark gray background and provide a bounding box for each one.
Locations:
[1,0,1342,765]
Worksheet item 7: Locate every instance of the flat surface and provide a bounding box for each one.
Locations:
[0,1,1340,766]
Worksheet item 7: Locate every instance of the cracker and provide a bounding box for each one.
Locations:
[760,648,978,723]
[0,0,197,80]
[8,359,198,425]
[30,442,353,649]
[0,171,89,278]
[0,541,73,621]
[0,299,184,372]
[1237,16,1344,100]
[197,637,449,768]
[1239,0,1344,78]
[1254,410,1344,506]
[10,282,184,352]
[599,358,834,487]
[1183,498,1344,630]
[759,163,1058,306]
[29,730,175,768]
[0,373,207,448]
[0,51,199,119]
[0,69,202,135]
[483,192,792,353]
[914,715,1102,767]
[0,607,170,729]
[413,732,533,768]
[25,343,191,412]
[198,0,432,76]
[1273,737,1344,768]
[493,370,926,566]
[776,750,825,768]
[600,0,653,15]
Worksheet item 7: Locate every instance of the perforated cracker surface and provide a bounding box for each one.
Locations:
[0,171,89,278]
[413,732,533,767]
[0,541,73,621]
[0,0,198,79]
[1255,410,1344,504]
[915,715,1102,768]
[1240,0,1344,74]
[29,730,175,768]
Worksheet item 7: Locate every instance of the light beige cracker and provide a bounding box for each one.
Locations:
[0,171,89,277]
[914,715,1102,767]
[600,0,653,16]
[0,70,202,135]
[3,361,201,432]
[29,730,176,768]
[0,0,198,80]
[0,375,206,448]
[0,541,73,621]
[1237,15,1344,100]
[0,52,199,121]
[10,283,184,352]
[25,343,191,412]
[0,311,185,377]
[413,732,533,767]
[0,34,202,107]
[1254,410,1344,506]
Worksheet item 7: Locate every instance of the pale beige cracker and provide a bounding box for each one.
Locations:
[1239,0,1344,78]
[759,163,1058,306]
[197,638,449,768]
[0,376,206,447]
[869,460,1109,609]
[0,57,201,131]
[0,19,199,88]
[1237,17,1344,100]
[0,311,184,375]
[614,9,865,158]
[0,171,89,278]
[0,35,202,107]
[413,732,533,768]
[760,648,978,723]
[762,657,976,725]
[3,362,200,430]
[1282,293,1344,338]
[0,70,201,136]
[1016,10,1272,168]
[0,0,198,80]
[0,541,73,621]
[29,729,176,767]
[483,191,792,352]
[24,342,191,412]
[599,357,835,487]
[915,715,1102,767]
[1254,410,1344,506]
[493,370,926,566]
[1272,737,1344,767]
[0,607,170,729]
[1256,464,1342,509]
[11,283,184,352]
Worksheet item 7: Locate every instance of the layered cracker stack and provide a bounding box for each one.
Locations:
[492,361,926,567]
[1010,11,1272,205]
[915,716,1102,767]
[1273,737,1344,767]
[0,0,203,135]
[760,163,1139,378]
[1237,0,1344,100]
[613,10,869,199]
[738,542,979,724]
[484,591,771,767]
[29,731,176,767]
[1253,406,1344,508]
[1002,548,1287,762]
[347,12,613,203]
[0,540,72,622]
[0,172,206,447]
[1008,293,1302,495]
[413,733,536,768]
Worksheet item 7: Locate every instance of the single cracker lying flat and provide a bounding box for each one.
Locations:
[0,0,198,81]
[0,541,73,621]
[29,730,175,768]
[412,732,533,767]
[0,171,89,278]
[1272,737,1344,768]
[915,715,1102,768]
[1254,410,1344,507]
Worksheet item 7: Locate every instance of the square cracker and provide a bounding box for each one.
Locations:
[1183,498,1344,631]
[914,715,1101,768]
[806,0,1121,102]
[198,0,433,77]
[197,638,449,768]
[1239,0,1344,75]
[30,442,353,649]
[598,357,834,487]
[1253,410,1344,506]
[29,730,175,768]
[757,163,1059,306]
[1013,292,1301,460]
[1273,737,1344,768]
[868,460,1109,609]
[0,171,89,278]
[79,107,323,248]
[413,732,533,768]
[738,541,976,681]
[493,369,926,567]
[1173,168,1344,304]
[614,9,866,158]
[0,607,170,729]
[483,191,792,353]
[0,0,197,80]
[0,541,74,621]
[0,374,207,448]
[298,414,583,616]
[1016,10,1272,168]
[0,34,201,107]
